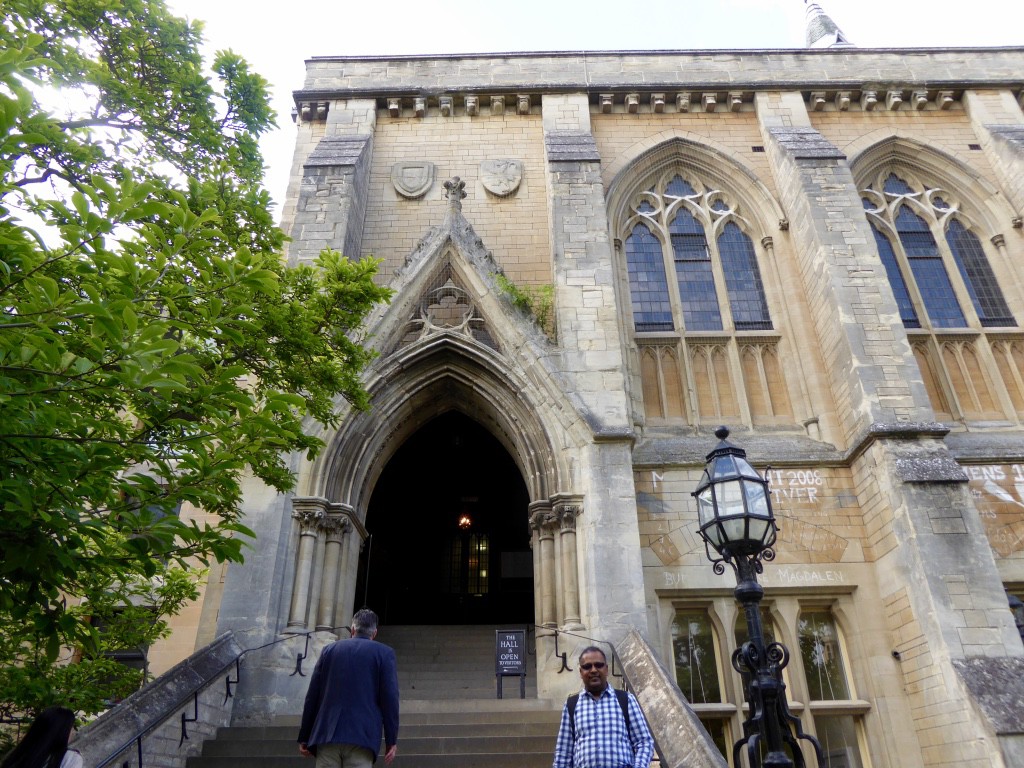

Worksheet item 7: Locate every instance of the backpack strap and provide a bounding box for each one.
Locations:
[567,693,579,740]
[566,689,631,740]
[615,688,631,734]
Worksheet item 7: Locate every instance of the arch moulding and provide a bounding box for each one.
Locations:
[848,131,1015,236]
[303,332,575,524]
[604,131,788,236]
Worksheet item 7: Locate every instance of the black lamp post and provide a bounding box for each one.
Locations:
[692,426,824,768]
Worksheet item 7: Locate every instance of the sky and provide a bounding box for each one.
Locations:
[164,0,1024,221]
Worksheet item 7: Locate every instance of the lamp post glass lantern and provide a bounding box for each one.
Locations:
[692,427,823,768]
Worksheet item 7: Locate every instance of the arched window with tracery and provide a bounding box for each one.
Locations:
[861,169,1020,422]
[621,171,792,427]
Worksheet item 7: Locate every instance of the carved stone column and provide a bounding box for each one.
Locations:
[554,495,584,630]
[530,501,557,630]
[331,503,362,629]
[315,516,350,631]
[287,497,328,629]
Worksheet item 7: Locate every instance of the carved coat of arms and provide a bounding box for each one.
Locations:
[392,161,435,199]
[480,159,523,197]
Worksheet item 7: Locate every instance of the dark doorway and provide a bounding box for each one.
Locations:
[355,411,534,625]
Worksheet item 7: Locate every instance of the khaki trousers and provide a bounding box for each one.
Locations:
[315,743,374,768]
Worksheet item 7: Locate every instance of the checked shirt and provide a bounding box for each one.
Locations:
[552,686,655,768]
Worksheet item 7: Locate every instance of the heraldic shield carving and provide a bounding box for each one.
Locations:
[392,161,435,199]
[480,159,523,197]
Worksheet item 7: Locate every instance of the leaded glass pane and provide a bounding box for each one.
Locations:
[734,609,777,706]
[666,175,696,196]
[718,223,772,331]
[670,210,722,331]
[871,226,920,328]
[625,224,674,332]
[946,219,1015,327]
[883,173,914,195]
[699,718,730,762]
[896,207,937,255]
[896,208,966,328]
[733,608,776,649]
[814,716,864,768]
[798,611,851,701]
[672,611,722,704]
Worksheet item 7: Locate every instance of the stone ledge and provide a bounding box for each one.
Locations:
[987,125,1024,149]
[304,135,371,167]
[545,132,601,163]
[896,455,968,483]
[767,126,846,160]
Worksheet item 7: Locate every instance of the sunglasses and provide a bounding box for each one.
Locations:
[580,662,606,671]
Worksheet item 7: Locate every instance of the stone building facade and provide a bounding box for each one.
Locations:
[152,27,1024,768]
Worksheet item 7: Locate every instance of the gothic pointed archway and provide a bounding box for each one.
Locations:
[354,411,532,625]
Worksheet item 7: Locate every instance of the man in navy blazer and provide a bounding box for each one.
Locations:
[298,608,400,766]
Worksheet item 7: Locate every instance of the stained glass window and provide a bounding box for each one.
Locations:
[666,175,697,197]
[719,223,772,331]
[883,173,914,195]
[623,177,773,335]
[871,227,920,328]
[625,224,674,332]
[670,209,722,331]
[863,174,1014,333]
[895,208,966,328]
[946,219,1015,327]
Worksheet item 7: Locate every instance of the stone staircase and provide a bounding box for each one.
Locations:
[186,625,561,768]
[378,624,538,700]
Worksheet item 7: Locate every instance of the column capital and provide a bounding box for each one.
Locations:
[292,496,330,528]
[552,494,585,529]
[318,515,351,540]
[529,500,555,531]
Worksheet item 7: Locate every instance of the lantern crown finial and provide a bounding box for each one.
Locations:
[715,425,729,440]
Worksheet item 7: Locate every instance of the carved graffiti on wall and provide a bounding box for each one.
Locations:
[966,464,1024,558]
[765,469,824,508]
[636,468,849,566]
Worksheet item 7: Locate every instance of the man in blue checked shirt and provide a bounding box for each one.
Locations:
[552,646,655,768]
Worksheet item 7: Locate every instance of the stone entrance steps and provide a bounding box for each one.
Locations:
[186,701,561,768]
[186,625,557,768]
[376,624,537,700]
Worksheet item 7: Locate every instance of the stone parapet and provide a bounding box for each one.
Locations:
[296,49,1024,97]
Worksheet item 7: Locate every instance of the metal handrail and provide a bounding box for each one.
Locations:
[534,624,627,684]
[91,625,350,768]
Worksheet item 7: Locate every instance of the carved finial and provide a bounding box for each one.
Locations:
[444,177,467,211]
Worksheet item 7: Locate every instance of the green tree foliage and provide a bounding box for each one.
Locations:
[0,562,202,727]
[0,0,392,713]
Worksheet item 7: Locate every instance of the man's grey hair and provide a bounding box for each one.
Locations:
[351,608,379,638]
[578,645,607,665]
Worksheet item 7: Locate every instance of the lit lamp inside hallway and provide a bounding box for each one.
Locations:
[692,427,824,768]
